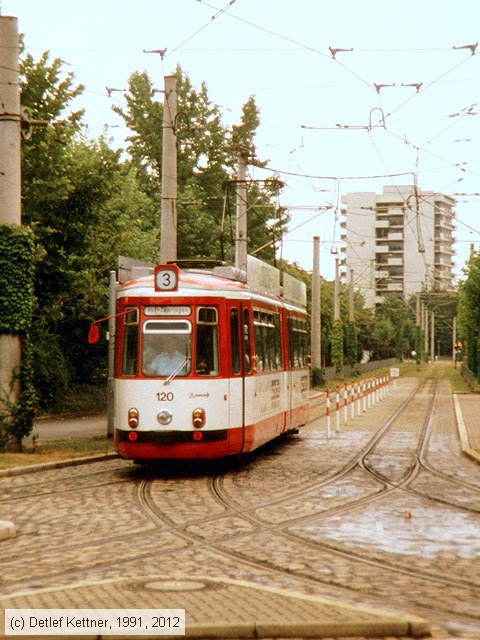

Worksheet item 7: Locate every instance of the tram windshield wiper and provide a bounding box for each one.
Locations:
[163,357,191,385]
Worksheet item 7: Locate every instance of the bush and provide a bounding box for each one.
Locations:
[311,366,325,387]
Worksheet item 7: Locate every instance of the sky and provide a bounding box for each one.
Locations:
[2,0,479,281]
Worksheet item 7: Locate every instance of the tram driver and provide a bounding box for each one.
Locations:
[144,335,189,376]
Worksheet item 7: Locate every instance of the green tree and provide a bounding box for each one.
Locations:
[372,318,396,359]
[344,319,358,368]
[331,320,344,378]
[113,67,287,266]
[375,294,414,359]
[458,250,480,377]
[21,53,159,411]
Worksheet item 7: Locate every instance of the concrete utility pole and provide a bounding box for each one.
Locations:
[0,16,21,419]
[334,257,340,321]
[424,307,429,359]
[235,154,248,273]
[430,312,435,363]
[415,293,421,325]
[107,271,116,437]
[311,237,321,369]
[160,75,177,264]
[349,268,354,321]
[452,316,457,367]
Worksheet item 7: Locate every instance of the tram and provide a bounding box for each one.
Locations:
[111,256,309,461]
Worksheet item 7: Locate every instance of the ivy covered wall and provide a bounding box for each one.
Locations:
[0,224,36,448]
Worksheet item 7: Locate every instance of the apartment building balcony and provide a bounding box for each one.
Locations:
[435,219,454,231]
[435,257,454,267]
[387,282,404,291]
[435,230,453,241]
[436,245,455,256]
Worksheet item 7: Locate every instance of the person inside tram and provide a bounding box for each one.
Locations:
[145,335,189,376]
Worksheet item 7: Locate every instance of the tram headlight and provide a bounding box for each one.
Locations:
[157,409,173,425]
[128,408,139,428]
[192,408,206,429]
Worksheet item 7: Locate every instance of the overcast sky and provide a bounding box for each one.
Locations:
[3,0,479,280]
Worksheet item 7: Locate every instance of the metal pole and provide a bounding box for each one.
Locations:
[430,312,435,363]
[453,316,457,368]
[424,308,429,360]
[0,17,21,430]
[349,268,354,321]
[334,257,340,321]
[235,154,248,273]
[160,75,177,263]
[311,236,321,369]
[107,271,116,437]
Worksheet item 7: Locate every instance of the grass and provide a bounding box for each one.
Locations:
[318,361,414,392]
[315,359,475,393]
[0,436,116,471]
[442,362,474,393]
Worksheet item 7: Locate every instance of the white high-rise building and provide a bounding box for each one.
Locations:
[341,185,456,307]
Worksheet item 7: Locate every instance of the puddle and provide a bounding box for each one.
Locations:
[297,500,480,559]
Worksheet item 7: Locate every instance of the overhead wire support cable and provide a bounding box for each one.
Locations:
[165,0,238,59]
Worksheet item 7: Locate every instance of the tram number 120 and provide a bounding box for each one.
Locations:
[157,392,174,402]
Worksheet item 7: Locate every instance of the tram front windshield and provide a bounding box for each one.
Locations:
[142,320,192,377]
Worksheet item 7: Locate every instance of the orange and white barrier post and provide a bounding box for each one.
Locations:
[350,381,355,420]
[326,387,331,438]
[335,385,340,433]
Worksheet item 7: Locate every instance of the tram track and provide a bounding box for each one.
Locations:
[2,366,479,631]
[133,373,480,624]
[136,473,480,624]
[0,461,133,503]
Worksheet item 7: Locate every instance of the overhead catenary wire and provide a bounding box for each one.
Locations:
[12,1,479,277]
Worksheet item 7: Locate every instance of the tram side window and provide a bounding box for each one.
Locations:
[274,313,282,368]
[122,309,139,376]
[289,318,308,368]
[253,310,282,372]
[196,307,219,375]
[230,309,241,375]
[253,310,265,371]
[243,309,252,373]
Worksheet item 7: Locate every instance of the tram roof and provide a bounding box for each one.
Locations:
[118,261,307,309]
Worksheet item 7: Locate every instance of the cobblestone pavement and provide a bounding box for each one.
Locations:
[1,371,480,640]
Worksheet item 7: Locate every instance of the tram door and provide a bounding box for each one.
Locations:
[228,303,251,453]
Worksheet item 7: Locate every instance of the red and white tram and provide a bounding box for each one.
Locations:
[112,257,309,461]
